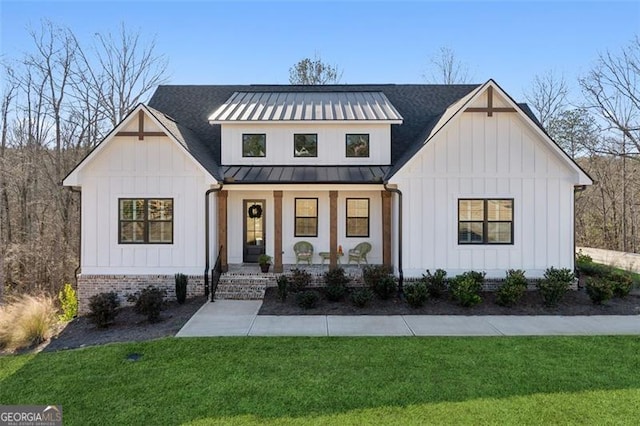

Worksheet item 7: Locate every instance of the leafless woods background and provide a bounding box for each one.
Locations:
[1,23,638,296]
[1,22,167,296]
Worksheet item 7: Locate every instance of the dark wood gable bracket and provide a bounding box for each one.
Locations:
[464,86,516,117]
[115,110,166,140]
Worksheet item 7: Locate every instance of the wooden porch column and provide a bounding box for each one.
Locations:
[329,191,338,270]
[217,190,228,272]
[273,190,283,273]
[381,191,392,268]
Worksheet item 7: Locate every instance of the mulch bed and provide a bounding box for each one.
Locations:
[43,296,206,352]
[259,287,640,316]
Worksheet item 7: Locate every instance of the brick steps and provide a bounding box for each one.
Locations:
[213,274,275,300]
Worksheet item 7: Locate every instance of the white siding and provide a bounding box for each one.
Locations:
[226,189,383,265]
[221,122,391,165]
[79,135,213,275]
[391,112,577,278]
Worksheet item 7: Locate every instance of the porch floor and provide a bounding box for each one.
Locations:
[224,263,367,275]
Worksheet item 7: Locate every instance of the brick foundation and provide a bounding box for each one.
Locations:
[77,274,205,313]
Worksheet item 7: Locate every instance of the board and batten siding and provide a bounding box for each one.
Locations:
[390,111,577,279]
[79,132,215,275]
[220,123,391,165]
[225,189,383,265]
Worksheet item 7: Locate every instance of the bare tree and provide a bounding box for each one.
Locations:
[0,67,18,302]
[91,24,168,125]
[289,54,342,85]
[525,70,568,129]
[1,20,169,294]
[580,36,639,155]
[424,47,472,84]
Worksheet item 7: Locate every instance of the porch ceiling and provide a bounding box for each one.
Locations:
[222,165,390,184]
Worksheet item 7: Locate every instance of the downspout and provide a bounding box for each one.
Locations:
[574,184,587,277]
[384,183,403,294]
[204,184,223,297]
[68,187,82,291]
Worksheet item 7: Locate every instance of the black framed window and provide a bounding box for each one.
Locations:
[458,199,513,244]
[242,134,266,157]
[346,198,369,237]
[346,134,369,157]
[119,198,173,244]
[295,198,318,237]
[294,134,317,157]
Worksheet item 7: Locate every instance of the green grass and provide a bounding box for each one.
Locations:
[1,337,639,425]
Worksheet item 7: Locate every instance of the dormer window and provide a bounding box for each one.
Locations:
[294,134,318,157]
[346,134,370,158]
[243,134,266,157]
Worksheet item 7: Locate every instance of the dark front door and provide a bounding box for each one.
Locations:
[243,200,266,263]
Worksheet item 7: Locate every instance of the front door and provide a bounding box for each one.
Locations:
[243,200,266,263]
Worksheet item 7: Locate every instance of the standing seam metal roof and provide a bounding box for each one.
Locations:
[147,84,483,182]
[208,91,403,122]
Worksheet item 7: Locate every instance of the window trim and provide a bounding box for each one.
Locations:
[293,133,318,158]
[118,198,174,245]
[346,198,370,238]
[294,197,318,237]
[242,133,267,158]
[458,198,514,245]
[345,133,370,158]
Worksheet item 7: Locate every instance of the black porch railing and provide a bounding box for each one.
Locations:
[210,245,223,302]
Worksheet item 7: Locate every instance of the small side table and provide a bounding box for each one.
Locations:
[319,252,343,265]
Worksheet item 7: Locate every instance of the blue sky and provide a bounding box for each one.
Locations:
[1,1,639,101]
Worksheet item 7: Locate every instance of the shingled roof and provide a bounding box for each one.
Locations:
[147,84,522,182]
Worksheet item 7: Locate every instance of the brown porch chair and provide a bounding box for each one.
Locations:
[294,241,314,265]
[348,242,372,265]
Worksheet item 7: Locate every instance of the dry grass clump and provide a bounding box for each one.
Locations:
[0,294,58,352]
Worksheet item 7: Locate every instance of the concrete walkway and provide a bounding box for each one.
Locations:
[176,300,640,337]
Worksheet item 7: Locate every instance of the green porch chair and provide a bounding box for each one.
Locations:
[348,242,372,265]
[294,241,314,265]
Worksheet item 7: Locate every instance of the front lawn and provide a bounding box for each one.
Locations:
[1,337,639,425]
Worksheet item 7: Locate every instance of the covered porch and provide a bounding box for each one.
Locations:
[215,183,396,274]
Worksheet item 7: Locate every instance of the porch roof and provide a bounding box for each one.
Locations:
[221,165,389,184]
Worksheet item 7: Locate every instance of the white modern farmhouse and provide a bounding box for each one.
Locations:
[63,80,592,308]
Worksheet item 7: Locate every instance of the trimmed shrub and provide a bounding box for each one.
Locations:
[351,288,373,308]
[133,286,166,322]
[424,269,447,299]
[610,271,633,298]
[296,290,319,309]
[585,277,613,305]
[449,275,482,307]
[404,281,429,308]
[58,283,78,321]
[324,268,350,301]
[575,250,592,266]
[577,261,612,278]
[325,267,351,287]
[175,273,188,304]
[461,270,486,286]
[0,294,58,351]
[325,283,347,302]
[362,265,392,287]
[363,265,396,299]
[371,275,397,300]
[276,275,288,302]
[537,267,574,307]
[289,268,312,293]
[88,292,120,328]
[496,269,527,307]
[544,267,575,283]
